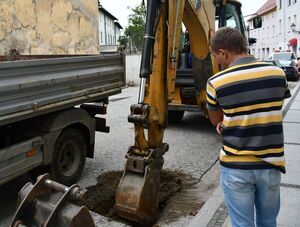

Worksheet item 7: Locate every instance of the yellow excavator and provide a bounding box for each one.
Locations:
[12,0,261,226]
[115,0,261,225]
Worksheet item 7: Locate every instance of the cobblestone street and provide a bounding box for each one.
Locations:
[80,87,221,186]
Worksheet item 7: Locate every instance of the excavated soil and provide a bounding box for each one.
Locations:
[78,169,201,224]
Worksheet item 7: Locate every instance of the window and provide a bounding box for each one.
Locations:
[279,19,282,33]
[279,0,282,9]
[288,17,291,31]
[288,0,291,5]
[100,31,103,43]
[223,4,242,30]
[294,15,297,24]
[293,0,297,3]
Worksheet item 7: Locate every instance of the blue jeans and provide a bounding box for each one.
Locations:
[220,166,281,227]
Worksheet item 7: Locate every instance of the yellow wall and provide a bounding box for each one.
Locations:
[0,0,100,55]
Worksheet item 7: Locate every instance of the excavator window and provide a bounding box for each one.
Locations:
[215,2,245,36]
[225,4,241,30]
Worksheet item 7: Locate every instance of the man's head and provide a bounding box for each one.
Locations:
[210,27,248,69]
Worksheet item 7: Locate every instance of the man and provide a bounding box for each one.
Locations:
[206,27,290,227]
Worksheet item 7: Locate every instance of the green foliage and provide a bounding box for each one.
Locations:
[124,2,146,51]
[118,35,128,47]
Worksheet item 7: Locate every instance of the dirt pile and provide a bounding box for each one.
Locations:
[79,170,193,219]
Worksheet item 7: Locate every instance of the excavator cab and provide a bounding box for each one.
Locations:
[167,0,261,123]
[216,0,246,33]
[216,1,261,45]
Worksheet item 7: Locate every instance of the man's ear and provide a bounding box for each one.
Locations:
[219,49,227,58]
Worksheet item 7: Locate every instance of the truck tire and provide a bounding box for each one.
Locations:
[168,110,185,124]
[51,128,86,186]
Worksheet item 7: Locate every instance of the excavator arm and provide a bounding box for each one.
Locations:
[116,0,218,225]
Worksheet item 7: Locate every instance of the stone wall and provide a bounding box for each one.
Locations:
[0,0,100,55]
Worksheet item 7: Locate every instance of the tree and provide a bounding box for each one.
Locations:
[118,35,128,48]
[117,35,128,54]
[124,2,146,52]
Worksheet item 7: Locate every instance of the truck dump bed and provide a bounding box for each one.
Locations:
[0,54,125,126]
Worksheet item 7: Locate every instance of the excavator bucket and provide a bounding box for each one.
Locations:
[116,144,168,225]
[11,174,95,227]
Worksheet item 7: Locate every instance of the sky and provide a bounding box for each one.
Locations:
[100,0,268,28]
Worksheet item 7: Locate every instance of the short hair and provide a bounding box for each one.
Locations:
[210,27,247,54]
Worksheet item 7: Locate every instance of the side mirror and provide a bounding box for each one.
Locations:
[253,16,262,29]
[248,37,257,45]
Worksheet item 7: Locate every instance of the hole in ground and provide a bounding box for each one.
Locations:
[77,169,203,224]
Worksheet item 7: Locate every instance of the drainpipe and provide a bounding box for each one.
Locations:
[283,1,286,50]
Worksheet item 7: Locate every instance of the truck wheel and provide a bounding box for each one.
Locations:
[51,128,86,186]
[168,110,185,124]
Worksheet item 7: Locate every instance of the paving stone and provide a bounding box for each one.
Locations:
[283,110,300,123]
[283,122,300,144]
[290,100,300,110]
[282,144,300,186]
[277,187,300,227]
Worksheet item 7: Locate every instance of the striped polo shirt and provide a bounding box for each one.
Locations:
[206,56,290,173]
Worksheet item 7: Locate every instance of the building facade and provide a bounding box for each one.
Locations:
[249,0,300,59]
[0,0,100,55]
[276,0,299,56]
[98,4,123,53]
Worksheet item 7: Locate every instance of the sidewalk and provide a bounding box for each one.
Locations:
[189,81,300,227]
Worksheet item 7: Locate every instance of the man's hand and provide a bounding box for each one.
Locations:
[208,109,223,126]
[216,121,224,135]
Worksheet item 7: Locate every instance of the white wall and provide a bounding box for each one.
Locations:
[126,54,141,86]
[250,11,277,59]
[99,10,120,47]
[276,0,300,56]
[115,26,121,45]
[99,13,105,45]
[105,16,115,45]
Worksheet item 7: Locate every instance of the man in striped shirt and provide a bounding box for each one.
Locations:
[206,27,290,227]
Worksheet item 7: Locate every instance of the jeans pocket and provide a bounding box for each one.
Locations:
[225,169,253,192]
[267,169,281,191]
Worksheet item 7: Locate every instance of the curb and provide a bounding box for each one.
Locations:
[283,81,300,118]
[188,187,224,227]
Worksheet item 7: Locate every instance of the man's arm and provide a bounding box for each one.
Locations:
[206,81,223,125]
[208,109,223,126]
[206,80,224,134]
[208,109,223,134]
